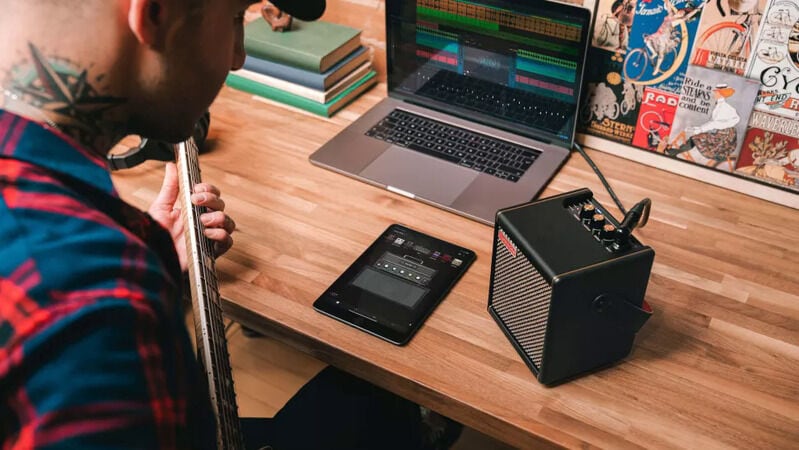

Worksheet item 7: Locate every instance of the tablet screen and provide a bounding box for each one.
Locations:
[313,224,475,345]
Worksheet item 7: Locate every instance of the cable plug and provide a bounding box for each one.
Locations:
[613,198,651,249]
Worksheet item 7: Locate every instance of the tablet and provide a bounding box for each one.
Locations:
[313,224,475,345]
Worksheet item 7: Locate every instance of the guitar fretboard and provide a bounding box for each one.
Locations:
[176,139,244,450]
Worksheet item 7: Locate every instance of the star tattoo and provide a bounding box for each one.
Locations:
[9,43,126,145]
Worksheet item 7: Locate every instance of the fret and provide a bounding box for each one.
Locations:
[176,139,244,450]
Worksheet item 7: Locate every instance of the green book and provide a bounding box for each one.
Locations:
[244,19,361,73]
[226,70,377,117]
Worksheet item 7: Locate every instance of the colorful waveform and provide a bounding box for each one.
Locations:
[514,75,574,97]
[416,27,460,68]
[515,56,576,83]
[417,0,581,42]
[416,49,458,67]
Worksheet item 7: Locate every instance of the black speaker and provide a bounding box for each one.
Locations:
[488,188,654,386]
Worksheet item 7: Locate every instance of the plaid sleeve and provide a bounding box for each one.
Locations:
[1,157,212,449]
[1,297,190,449]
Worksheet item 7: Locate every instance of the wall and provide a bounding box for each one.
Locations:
[579,0,799,208]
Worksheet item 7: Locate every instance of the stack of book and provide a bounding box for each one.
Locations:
[227,18,376,117]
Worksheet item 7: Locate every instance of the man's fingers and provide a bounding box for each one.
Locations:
[191,192,225,212]
[200,211,236,234]
[193,183,221,197]
[204,230,233,256]
[152,163,179,210]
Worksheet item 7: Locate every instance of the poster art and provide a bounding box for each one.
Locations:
[622,0,705,93]
[735,111,799,190]
[745,0,799,119]
[631,87,679,149]
[593,0,638,52]
[578,0,799,199]
[690,0,768,75]
[579,47,643,144]
[657,65,760,171]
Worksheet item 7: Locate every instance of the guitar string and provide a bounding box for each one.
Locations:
[182,140,242,447]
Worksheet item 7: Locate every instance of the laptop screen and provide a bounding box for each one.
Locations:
[386,0,591,148]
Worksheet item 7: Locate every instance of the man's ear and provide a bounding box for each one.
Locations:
[128,0,172,48]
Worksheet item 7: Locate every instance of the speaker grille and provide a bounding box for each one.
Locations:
[491,227,552,370]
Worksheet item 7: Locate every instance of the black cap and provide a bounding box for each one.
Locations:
[268,0,326,21]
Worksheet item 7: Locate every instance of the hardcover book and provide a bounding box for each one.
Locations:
[225,70,377,117]
[242,46,370,90]
[232,61,372,104]
[244,19,362,73]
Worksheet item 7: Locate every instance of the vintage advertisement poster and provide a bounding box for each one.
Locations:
[622,0,705,93]
[735,110,799,189]
[592,0,638,52]
[745,0,799,119]
[579,47,643,144]
[690,0,768,75]
[657,65,760,171]
[631,87,680,149]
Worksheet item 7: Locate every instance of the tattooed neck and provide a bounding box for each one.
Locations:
[2,43,127,156]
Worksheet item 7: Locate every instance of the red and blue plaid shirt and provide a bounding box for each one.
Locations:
[0,110,216,449]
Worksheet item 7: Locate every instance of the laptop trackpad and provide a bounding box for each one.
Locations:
[359,147,478,205]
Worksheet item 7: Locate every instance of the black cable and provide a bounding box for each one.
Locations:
[572,142,628,215]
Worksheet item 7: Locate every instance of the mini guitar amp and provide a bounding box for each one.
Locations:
[488,188,654,386]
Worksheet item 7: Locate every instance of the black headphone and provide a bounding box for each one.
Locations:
[108,111,211,171]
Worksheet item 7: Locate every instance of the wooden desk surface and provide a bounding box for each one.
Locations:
[112,1,799,448]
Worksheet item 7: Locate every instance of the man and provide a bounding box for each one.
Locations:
[0,0,457,448]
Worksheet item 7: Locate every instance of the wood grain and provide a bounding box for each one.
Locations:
[112,1,799,448]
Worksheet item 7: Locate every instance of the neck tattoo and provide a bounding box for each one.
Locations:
[3,88,63,133]
[3,42,127,154]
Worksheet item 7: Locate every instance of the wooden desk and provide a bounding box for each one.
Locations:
[112,1,799,448]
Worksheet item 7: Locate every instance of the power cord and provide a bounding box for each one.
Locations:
[572,142,651,233]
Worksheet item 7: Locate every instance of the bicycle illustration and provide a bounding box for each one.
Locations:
[762,26,787,41]
[639,109,673,152]
[623,33,680,81]
[620,80,643,115]
[692,8,761,74]
[595,14,622,48]
[758,45,786,63]
[623,0,705,83]
[768,7,794,26]
[580,82,620,123]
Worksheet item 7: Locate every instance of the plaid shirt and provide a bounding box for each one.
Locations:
[0,110,216,449]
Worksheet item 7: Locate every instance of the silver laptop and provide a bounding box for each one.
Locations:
[310,0,592,225]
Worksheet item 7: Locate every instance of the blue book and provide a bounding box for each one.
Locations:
[243,46,370,91]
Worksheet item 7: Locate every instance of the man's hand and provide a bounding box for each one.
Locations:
[148,163,236,271]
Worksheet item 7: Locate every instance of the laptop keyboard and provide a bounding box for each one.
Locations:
[415,70,572,135]
[365,109,540,182]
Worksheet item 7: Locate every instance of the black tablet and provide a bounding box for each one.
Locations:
[313,224,475,345]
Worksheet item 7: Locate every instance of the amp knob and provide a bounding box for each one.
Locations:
[579,204,596,221]
[590,213,606,230]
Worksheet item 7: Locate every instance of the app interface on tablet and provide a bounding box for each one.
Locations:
[314,224,474,344]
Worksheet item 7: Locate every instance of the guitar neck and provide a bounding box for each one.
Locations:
[175,139,244,450]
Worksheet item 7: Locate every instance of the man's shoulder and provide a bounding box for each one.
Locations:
[1,159,175,313]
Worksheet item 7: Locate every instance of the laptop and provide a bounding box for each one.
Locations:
[310,0,592,225]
